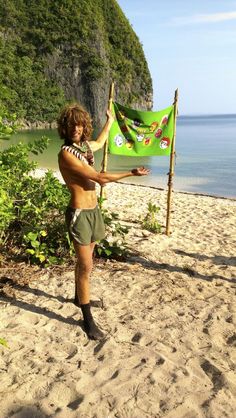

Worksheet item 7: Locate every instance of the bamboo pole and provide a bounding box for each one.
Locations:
[100,81,115,202]
[166,88,178,236]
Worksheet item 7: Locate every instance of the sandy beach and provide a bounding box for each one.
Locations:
[0,182,236,418]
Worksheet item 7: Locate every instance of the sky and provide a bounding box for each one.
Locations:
[116,0,236,115]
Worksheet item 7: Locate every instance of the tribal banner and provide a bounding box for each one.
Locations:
[108,101,174,156]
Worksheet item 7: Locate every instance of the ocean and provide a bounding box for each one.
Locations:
[1,114,236,198]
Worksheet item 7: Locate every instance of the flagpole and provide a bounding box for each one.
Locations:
[166,88,178,236]
[100,81,115,202]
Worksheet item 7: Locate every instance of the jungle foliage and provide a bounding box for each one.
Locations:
[0,0,152,122]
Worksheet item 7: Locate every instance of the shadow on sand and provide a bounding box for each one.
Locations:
[174,249,236,267]
[127,253,236,285]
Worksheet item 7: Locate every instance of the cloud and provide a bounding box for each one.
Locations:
[172,11,236,25]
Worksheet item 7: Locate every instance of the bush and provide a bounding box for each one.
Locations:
[96,198,129,259]
[141,201,162,233]
[0,137,71,265]
[0,109,19,139]
[0,136,129,265]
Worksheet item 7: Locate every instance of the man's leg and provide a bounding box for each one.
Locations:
[74,242,96,306]
[73,241,104,340]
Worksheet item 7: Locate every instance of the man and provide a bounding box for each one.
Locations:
[58,103,149,340]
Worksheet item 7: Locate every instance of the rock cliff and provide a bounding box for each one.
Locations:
[0,0,153,127]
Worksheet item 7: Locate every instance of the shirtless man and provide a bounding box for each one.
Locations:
[58,103,149,340]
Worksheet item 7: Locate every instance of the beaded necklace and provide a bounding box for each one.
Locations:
[61,141,94,166]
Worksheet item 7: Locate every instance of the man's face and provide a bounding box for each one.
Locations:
[69,124,84,142]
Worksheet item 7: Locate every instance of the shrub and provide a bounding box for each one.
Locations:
[141,201,162,233]
[0,137,129,264]
[96,198,129,259]
[0,137,71,265]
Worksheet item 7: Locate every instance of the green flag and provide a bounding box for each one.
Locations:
[108,102,175,156]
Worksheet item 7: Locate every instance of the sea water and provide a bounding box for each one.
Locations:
[2,114,236,198]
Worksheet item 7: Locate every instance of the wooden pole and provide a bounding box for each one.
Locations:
[100,81,115,202]
[166,88,178,236]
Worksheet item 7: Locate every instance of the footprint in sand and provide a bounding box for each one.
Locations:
[47,382,75,408]
[8,405,48,418]
[131,331,142,343]
[156,355,165,366]
[200,359,225,393]
[0,371,13,390]
[49,342,78,360]
[67,395,84,410]
[130,331,156,347]
[20,312,40,326]
[226,332,236,347]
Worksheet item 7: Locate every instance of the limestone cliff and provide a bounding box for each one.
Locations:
[0,0,152,127]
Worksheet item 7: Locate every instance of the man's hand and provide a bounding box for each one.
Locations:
[106,109,115,126]
[131,167,150,176]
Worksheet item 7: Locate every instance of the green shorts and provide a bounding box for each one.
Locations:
[65,205,105,245]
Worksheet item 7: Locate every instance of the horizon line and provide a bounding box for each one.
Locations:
[178,112,236,117]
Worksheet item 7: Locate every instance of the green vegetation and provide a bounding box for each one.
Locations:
[141,201,162,233]
[0,110,19,139]
[0,37,65,122]
[0,138,129,264]
[102,0,152,103]
[0,137,71,265]
[0,338,8,348]
[0,115,129,264]
[97,197,129,259]
[0,0,152,123]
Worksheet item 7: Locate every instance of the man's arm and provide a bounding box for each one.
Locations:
[89,110,114,152]
[59,150,149,185]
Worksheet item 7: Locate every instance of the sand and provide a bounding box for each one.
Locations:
[0,182,236,418]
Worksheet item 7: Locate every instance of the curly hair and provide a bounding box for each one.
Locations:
[57,103,93,144]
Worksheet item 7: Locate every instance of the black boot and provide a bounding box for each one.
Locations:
[80,303,104,340]
[74,283,80,307]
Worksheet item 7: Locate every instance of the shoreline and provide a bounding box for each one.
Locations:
[119,180,236,201]
[32,167,236,201]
